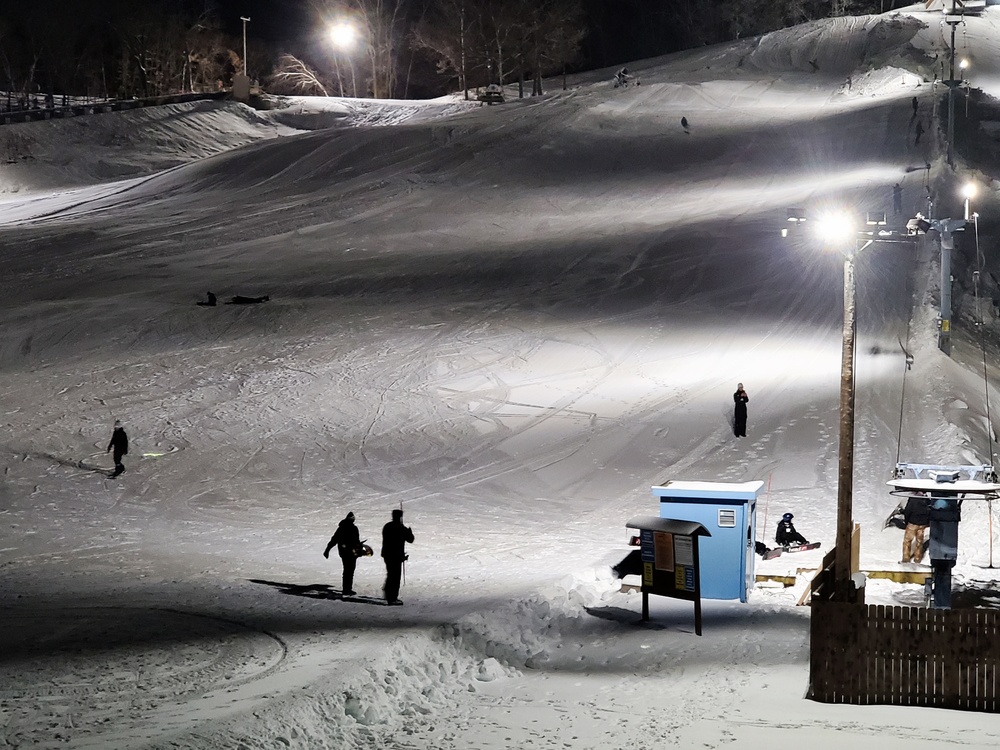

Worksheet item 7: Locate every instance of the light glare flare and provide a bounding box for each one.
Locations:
[329,22,356,50]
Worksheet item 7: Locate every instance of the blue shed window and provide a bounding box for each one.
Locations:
[718,509,736,528]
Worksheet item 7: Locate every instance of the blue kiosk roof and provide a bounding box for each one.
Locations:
[652,480,764,500]
[625,515,711,537]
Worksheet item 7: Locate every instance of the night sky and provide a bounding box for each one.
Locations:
[215,0,312,44]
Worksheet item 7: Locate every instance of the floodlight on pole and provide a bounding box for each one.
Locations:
[962,182,976,221]
[782,206,921,601]
[240,16,250,76]
[329,22,358,97]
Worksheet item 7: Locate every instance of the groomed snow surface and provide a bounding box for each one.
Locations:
[4,7,1000,749]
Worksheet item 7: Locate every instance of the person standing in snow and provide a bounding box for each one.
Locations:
[900,493,930,563]
[324,512,363,595]
[733,383,749,437]
[106,419,128,476]
[775,512,809,547]
[381,508,414,605]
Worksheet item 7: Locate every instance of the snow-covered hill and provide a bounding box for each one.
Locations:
[3,8,1000,749]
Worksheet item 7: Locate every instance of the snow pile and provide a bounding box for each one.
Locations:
[747,14,928,77]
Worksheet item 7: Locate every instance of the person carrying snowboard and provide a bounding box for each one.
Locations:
[733,383,749,437]
[900,493,930,563]
[324,511,363,596]
[775,512,809,547]
[381,508,414,605]
[106,419,128,476]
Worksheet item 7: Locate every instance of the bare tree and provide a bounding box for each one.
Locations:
[268,53,329,96]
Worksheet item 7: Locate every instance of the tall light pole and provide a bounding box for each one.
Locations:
[240,16,251,76]
[329,22,358,97]
[945,3,964,167]
[789,210,919,601]
[960,58,970,117]
[812,212,869,600]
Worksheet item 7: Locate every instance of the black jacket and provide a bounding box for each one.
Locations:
[107,427,128,455]
[381,519,414,562]
[734,390,749,412]
[902,495,931,526]
[326,518,361,559]
[775,519,807,546]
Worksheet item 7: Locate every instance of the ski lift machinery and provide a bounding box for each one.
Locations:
[886,464,999,608]
[888,288,999,603]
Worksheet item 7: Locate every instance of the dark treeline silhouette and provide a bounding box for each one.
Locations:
[0,0,900,105]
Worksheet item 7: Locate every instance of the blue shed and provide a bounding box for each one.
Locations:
[651,480,764,602]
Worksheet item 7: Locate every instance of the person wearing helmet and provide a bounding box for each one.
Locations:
[775,512,809,547]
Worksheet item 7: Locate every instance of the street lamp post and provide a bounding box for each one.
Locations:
[960,58,970,117]
[835,240,863,599]
[945,4,964,166]
[790,210,919,601]
[240,16,250,76]
[329,22,358,97]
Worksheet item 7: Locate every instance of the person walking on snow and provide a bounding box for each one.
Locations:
[775,513,809,547]
[106,419,128,476]
[901,493,931,563]
[381,509,414,605]
[324,512,363,595]
[733,383,749,437]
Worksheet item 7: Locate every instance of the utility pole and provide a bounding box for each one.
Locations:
[241,16,251,76]
[945,2,963,167]
[835,243,860,600]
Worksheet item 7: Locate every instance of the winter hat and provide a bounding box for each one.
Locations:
[392,509,403,520]
[782,512,793,521]
[114,419,122,428]
[346,512,355,521]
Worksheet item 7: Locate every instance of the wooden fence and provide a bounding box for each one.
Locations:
[810,599,1000,711]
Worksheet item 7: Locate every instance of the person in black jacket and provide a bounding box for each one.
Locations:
[775,513,808,547]
[733,383,749,437]
[381,509,414,605]
[324,512,362,595]
[106,419,128,476]
[901,493,930,563]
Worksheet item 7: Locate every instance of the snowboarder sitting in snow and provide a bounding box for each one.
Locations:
[227,294,269,305]
[614,67,631,88]
[775,512,809,547]
[197,291,217,307]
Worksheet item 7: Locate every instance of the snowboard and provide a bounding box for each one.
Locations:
[341,593,400,606]
[762,542,820,560]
